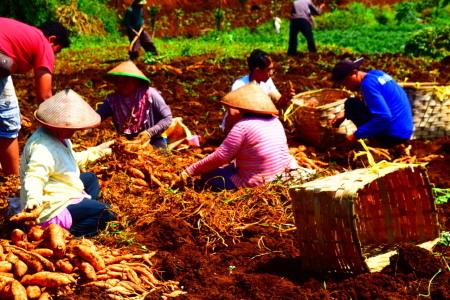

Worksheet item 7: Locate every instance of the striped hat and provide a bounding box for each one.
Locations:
[221,82,279,115]
[34,88,101,130]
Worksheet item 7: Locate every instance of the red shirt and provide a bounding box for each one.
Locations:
[0,18,55,74]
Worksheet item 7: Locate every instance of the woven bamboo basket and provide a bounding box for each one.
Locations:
[401,82,450,139]
[288,89,356,149]
[289,164,440,274]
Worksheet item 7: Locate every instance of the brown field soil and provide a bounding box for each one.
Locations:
[1,3,450,300]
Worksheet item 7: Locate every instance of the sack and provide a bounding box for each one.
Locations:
[0,51,13,78]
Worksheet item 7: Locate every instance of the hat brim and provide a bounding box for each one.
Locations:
[103,72,150,85]
[220,100,279,115]
[34,110,101,130]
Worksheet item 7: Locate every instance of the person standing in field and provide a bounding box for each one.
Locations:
[0,18,70,177]
[123,0,158,60]
[330,58,413,149]
[287,0,325,55]
[222,49,295,134]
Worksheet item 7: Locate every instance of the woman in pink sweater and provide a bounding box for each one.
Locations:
[181,83,300,191]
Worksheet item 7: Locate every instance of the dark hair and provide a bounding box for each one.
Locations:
[243,111,273,119]
[38,21,70,48]
[247,49,271,72]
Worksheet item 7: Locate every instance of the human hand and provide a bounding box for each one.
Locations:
[98,140,115,156]
[25,200,40,212]
[340,134,357,148]
[137,131,151,142]
[331,111,346,128]
[178,171,190,186]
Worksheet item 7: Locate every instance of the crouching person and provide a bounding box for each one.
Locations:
[179,83,312,191]
[20,88,115,237]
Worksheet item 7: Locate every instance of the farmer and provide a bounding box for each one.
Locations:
[123,0,158,60]
[287,0,325,55]
[20,88,115,237]
[97,61,172,150]
[222,49,295,134]
[179,83,312,191]
[330,58,413,149]
[0,18,70,177]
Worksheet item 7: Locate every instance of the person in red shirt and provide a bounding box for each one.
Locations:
[0,18,70,176]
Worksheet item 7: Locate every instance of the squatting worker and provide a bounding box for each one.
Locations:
[287,0,325,55]
[222,49,295,134]
[97,60,172,151]
[330,58,413,149]
[179,83,314,191]
[20,88,115,237]
[0,18,70,176]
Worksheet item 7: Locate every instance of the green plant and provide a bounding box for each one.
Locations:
[414,0,450,20]
[214,8,225,31]
[432,187,450,204]
[147,5,160,38]
[174,8,184,28]
[395,2,417,24]
[404,25,450,58]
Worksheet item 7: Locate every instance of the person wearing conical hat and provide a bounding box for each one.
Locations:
[178,83,312,191]
[19,88,115,237]
[97,60,172,150]
[222,49,295,134]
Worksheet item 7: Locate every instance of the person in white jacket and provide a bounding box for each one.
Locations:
[20,88,115,237]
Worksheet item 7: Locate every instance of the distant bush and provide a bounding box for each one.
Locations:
[395,2,417,24]
[317,2,379,30]
[78,0,118,34]
[404,25,450,58]
[0,0,58,26]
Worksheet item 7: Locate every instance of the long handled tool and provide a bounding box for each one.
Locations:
[129,26,144,52]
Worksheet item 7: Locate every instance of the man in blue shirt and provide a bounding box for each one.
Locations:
[123,0,158,60]
[331,58,413,148]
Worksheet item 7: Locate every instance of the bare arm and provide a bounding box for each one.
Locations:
[34,67,52,104]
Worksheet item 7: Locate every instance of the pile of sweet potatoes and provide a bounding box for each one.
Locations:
[0,224,186,299]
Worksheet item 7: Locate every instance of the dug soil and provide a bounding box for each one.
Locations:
[1,3,450,299]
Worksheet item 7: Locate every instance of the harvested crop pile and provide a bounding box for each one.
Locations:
[0,224,185,299]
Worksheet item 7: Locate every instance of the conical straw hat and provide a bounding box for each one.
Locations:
[103,60,150,84]
[34,88,101,130]
[221,82,279,115]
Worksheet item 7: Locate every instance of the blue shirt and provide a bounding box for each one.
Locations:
[355,70,413,140]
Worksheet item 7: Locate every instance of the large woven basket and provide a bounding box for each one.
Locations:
[289,165,439,274]
[401,83,450,139]
[288,89,356,149]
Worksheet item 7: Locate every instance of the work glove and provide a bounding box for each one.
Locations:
[178,171,190,186]
[25,200,40,211]
[137,131,152,143]
[97,140,115,156]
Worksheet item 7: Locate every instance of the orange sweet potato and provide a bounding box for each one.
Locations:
[41,224,66,258]
[38,291,52,300]
[11,229,28,245]
[22,271,75,287]
[10,248,43,272]
[10,201,49,223]
[27,226,45,242]
[55,259,74,274]
[13,260,28,277]
[0,261,13,273]
[80,262,97,281]
[30,248,53,258]
[74,245,105,271]
[3,280,27,300]
[26,285,41,299]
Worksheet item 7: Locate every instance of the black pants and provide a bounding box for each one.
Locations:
[288,18,317,55]
[128,30,158,59]
[345,97,407,149]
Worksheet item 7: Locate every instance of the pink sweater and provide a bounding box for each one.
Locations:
[186,117,298,188]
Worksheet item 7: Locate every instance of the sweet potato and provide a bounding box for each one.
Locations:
[74,245,105,271]
[0,261,13,273]
[80,262,97,281]
[30,248,53,258]
[128,167,146,179]
[37,291,51,300]
[27,226,45,242]
[55,259,74,274]
[15,241,28,250]
[26,285,41,299]
[10,248,43,272]
[10,201,50,223]
[3,280,27,300]
[13,260,28,277]
[22,271,75,287]
[11,229,28,245]
[5,252,19,264]
[0,276,14,291]
[41,224,66,258]
[0,272,14,278]
[11,247,54,272]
